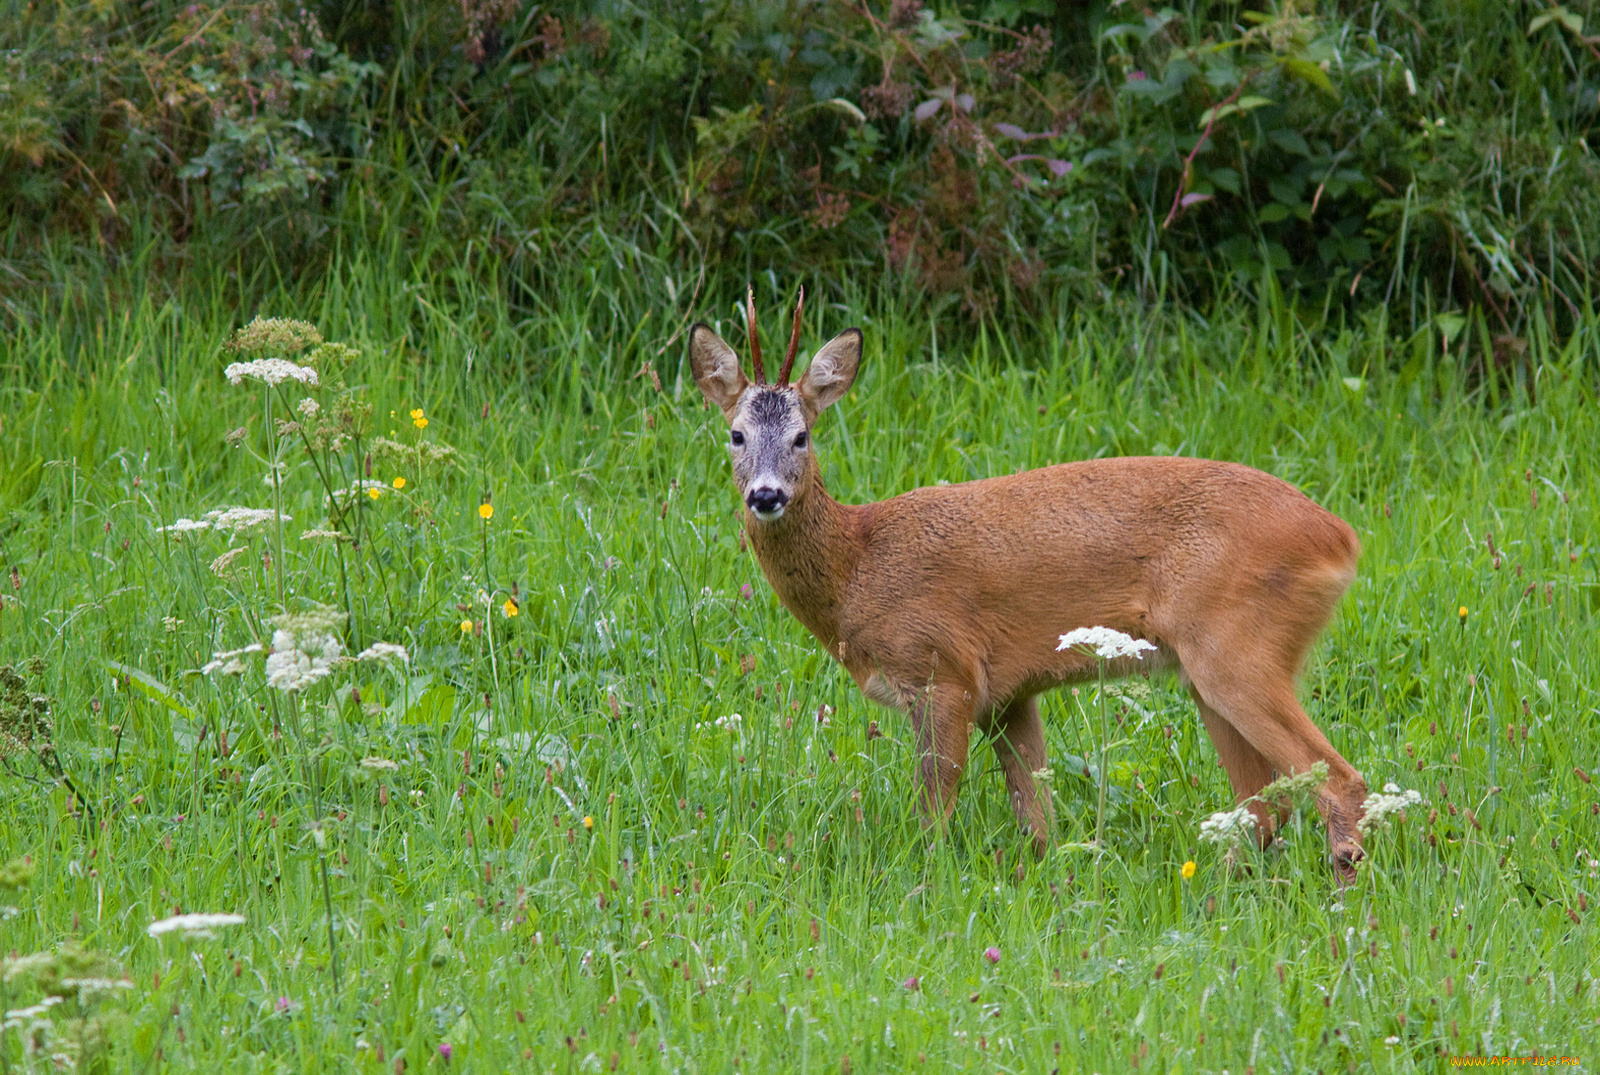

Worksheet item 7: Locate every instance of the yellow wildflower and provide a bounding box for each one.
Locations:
[392,476,406,490]
[478,503,494,521]
[459,620,472,634]
[367,487,381,500]
[1181,860,1196,881]
[582,816,594,831]
[502,598,519,618]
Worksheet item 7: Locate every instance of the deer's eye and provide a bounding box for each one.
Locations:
[729,430,745,447]
[793,432,809,449]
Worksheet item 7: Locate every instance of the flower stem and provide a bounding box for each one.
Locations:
[265,387,287,609]
[1094,656,1108,946]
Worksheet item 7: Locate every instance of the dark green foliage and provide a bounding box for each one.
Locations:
[3,0,1596,338]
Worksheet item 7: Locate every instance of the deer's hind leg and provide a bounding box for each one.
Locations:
[988,695,1054,858]
[1184,665,1368,880]
[1189,689,1287,844]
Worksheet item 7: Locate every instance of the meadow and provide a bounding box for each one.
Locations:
[1,257,1597,1072]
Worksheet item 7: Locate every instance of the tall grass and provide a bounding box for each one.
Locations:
[0,251,1596,1069]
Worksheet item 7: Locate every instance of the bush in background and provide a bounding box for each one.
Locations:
[3,0,1596,350]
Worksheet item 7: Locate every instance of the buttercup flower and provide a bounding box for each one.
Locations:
[478,503,494,520]
[460,620,473,634]
[502,598,518,618]
[412,408,428,430]
[1057,626,1158,661]
[1181,860,1196,880]
[392,476,406,489]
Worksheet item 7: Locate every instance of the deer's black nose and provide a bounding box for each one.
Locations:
[747,487,789,516]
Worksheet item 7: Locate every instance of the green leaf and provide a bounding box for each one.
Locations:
[1436,313,1467,342]
[1268,128,1311,156]
[1197,96,1273,127]
[1258,203,1291,223]
[1283,57,1339,99]
[104,658,194,718]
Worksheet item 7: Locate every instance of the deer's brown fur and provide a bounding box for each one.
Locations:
[689,313,1369,878]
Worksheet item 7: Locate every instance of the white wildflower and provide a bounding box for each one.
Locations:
[1358,786,1424,836]
[1256,761,1330,807]
[296,398,321,418]
[223,359,319,387]
[60,977,134,1003]
[200,643,262,676]
[1199,806,1258,848]
[209,548,247,578]
[697,713,742,733]
[359,757,399,771]
[356,642,409,664]
[147,912,246,939]
[162,616,183,632]
[3,996,63,1021]
[300,528,344,542]
[1057,626,1159,661]
[265,630,342,692]
[263,607,346,692]
[1,952,56,981]
[159,517,211,535]
[208,507,287,533]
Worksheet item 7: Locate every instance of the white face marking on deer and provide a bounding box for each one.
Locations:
[728,387,810,520]
[688,311,862,524]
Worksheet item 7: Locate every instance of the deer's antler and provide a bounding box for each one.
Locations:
[778,286,805,386]
[745,283,766,384]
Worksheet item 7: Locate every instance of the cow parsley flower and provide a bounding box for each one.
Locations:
[1057,626,1159,661]
[201,643,263,676]
[1358,785,1424,836]
[224,359,319,387]
[159,518,211,535]
[209,548,247,578]
[207,507,288,533]
[263,607,346,692]
[356,642,409,664]
[227,317,322,356]
[1199,806,1258,848]
[147,912,246,939]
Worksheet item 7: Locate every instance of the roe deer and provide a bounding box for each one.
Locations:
[689,290,1369,879]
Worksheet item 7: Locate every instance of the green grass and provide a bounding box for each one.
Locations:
[1,257,1597,1072]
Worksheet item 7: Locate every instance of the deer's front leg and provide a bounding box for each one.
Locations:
[908,679,975,826]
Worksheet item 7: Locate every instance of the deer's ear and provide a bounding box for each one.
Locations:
[689,324,748,419]
[797,328,862,420]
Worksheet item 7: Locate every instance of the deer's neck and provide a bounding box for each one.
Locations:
[745,470,864,653]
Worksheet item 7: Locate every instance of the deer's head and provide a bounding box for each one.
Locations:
[689,288,861,522]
